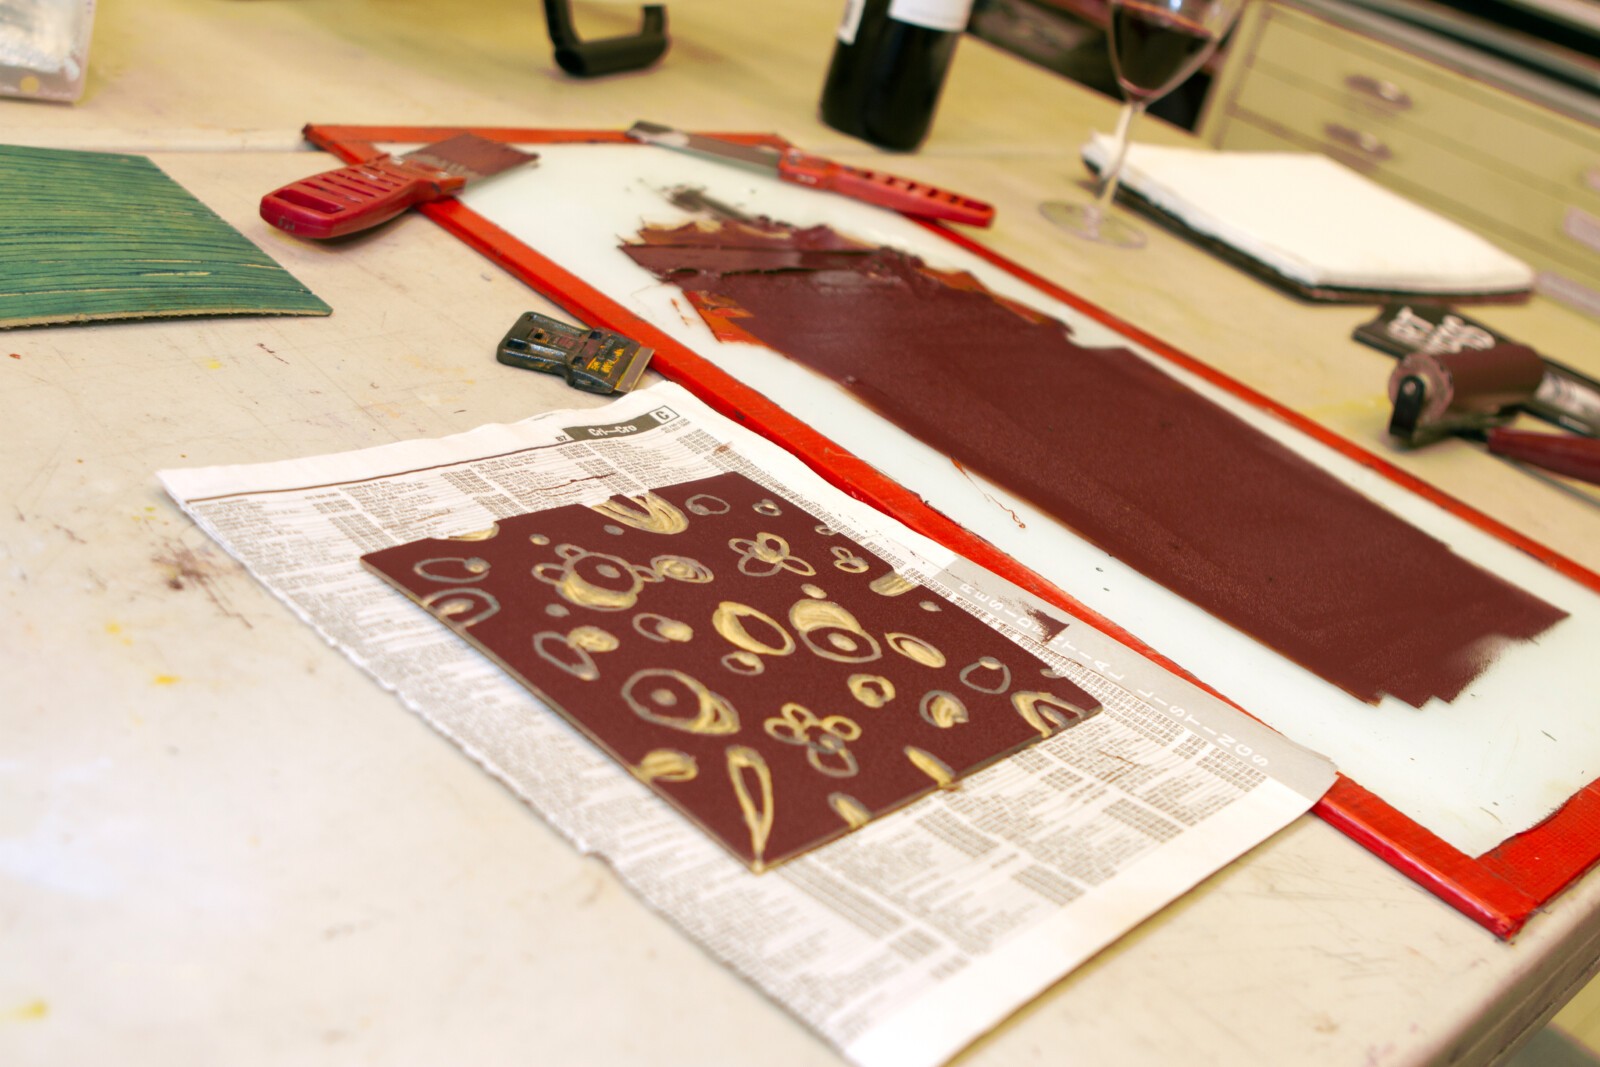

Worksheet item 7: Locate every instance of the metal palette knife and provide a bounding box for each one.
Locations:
[627,120,995,227]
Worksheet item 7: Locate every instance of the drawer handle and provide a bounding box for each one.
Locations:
[1564,207,1600,253]
[1324,123,1392,161]
[1345,74,1412,109]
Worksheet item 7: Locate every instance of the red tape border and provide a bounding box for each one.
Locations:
[299,124,1600,937]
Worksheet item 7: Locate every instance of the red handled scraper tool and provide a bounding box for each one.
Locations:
[261,133,538,239]
[627,120,994,227]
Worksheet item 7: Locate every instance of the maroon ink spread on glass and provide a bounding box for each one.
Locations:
[621,222,1567,708]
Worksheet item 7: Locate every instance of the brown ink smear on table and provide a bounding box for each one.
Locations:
[362,471,1100,871]
[620,220,1568,708]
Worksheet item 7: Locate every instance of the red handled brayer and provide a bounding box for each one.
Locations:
[1387,344,1600,487]
[1387,343,1547,444]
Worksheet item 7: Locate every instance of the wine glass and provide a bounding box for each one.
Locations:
[1041,0,1246,248]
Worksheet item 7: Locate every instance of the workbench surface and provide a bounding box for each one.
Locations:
[6,1,1600,1064]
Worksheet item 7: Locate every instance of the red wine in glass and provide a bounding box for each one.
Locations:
[1041,0,1242,247]
[1111,2,1219,100]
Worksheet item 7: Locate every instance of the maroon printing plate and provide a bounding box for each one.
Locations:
[361,471,1101,871]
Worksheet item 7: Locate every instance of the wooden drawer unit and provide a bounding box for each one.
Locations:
[1200,0,1600,316]
[1212,117,1593,284]
[1228,65,1599,275]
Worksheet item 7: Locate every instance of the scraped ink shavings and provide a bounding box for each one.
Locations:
[363,471,1100,872]
[621,220,1568,708]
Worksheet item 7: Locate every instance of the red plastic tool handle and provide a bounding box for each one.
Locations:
[1486,428,1600,487]
[777,150,995,228]
[259,156,466,239]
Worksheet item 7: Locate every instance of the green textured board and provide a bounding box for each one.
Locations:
[0,144,330,328]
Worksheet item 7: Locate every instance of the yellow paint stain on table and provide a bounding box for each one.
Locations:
[3,1000,48,1021]
[1302,395,1390,423]
[152,674,181,686]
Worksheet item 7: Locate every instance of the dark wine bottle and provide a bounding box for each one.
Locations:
[819,0,973,152]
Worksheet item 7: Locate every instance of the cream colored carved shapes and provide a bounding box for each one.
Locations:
[412,556,490,583]
[829,545,870,574]
[721,650,766,676]
[726,745,775,871]
[865,570,944,613]
[712,600,796,657]
[588,491,690,535]
[633,749,698,784]
[623,668,741,735]
[790,597,882,664]
[419,588,500,627]
[568,626,619,652]
[829,792,872,829]
[764,702,861,778]
[868,571,918,597]
[633,612,694,643]
[847,673,895,708]
[533,544,656,611]
[684,493,730,516]
[446,525,500,541]
[959,656,1012,694]
[884,631,946,669]
[533,625,619,681]
[729,531,815,578]
[905,746,957,788]
[1012,690,1092,738]
[651,554,714,583]
[919,689,969,729]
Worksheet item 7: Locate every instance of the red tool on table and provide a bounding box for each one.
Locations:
[1485,428,1600,487]
[260,133,538,239]
[1386,342,1600,487]
[627,120,994,227]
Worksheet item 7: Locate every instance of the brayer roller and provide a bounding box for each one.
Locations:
[1387,343,1600,486]
[1359,302,1600,437]
[1387,343,1546,444]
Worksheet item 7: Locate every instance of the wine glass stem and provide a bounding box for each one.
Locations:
[1093,99,1146,217]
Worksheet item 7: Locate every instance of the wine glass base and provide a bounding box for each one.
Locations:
[1039,200,1147,249]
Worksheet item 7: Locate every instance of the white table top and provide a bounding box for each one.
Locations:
[5,1,1600,1064]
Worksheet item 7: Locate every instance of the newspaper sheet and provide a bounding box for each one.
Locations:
[159,382,1336,1067]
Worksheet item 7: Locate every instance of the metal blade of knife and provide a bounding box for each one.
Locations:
[627,120,994,227]
[629,120,789,173]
